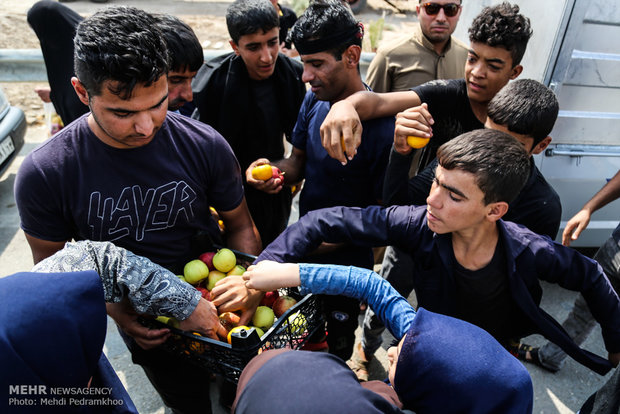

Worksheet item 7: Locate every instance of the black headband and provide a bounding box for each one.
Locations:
[294,23,364,55]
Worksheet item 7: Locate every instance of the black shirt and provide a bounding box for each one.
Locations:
[452,238,532,345]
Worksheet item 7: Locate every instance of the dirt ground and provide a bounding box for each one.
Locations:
[0,0,417,128]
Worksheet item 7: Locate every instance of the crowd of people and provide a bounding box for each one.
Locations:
[2,0,619,413]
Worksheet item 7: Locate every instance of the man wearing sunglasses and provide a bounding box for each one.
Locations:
[366,1,467,93]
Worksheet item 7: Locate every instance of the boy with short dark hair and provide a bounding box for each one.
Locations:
[192,0,306,246]
[256,129,620,376]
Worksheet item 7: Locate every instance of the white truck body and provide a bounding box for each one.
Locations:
[452,0,620,247]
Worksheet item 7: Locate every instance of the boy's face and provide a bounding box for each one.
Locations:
[301,50,351,103]
[73,76,168,148]
[167,67,198,111]
[425,165,490,234]
[387,335,406,385]
[416,0,462,44]
[465,41,522,105]
[230,27,280,81]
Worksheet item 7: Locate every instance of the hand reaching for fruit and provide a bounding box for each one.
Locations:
[106,300,171,350]
[211,275,264,326]
[246,158,284,194]
[243,261,302,292]
[178,298,228,341]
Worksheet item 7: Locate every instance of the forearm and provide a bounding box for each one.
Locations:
[32,240,201,320]
[383,146,415,205]
[582,170,620,214]
[350,90,420,120]
[299,263,415,339]
[256,205,398,263]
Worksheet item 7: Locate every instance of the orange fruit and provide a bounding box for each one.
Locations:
[251,164,273,180]
[227,325,251,344]
[406,136,430,149]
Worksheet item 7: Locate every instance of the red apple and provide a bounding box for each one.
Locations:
[219,311,241,332]
[259,290,279,307]
[272,166,284,181]
[198,251,216,271]
[272,295,298,318]
[196,286,210,300]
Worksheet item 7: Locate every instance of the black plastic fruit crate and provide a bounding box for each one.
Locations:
[140,286,324,383]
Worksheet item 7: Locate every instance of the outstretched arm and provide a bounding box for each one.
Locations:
[33,240,226,346]
[243,260,416,340]
[563,170,620,246]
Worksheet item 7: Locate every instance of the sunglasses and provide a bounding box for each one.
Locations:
[421,2,461,17]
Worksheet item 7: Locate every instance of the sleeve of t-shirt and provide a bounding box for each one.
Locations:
[365,117,395,203]
[14,151,74,242]
[412,79,461,113]
[290,92,314,151]
[202,128,245,212]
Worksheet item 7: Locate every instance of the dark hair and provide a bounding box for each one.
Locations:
[468,2,532,66]
[487,79,559,146]
[154,14,203,73]
[226,0,279,45]
[437,129,530,204]
[288,0,361,60]
[74,6,169,99]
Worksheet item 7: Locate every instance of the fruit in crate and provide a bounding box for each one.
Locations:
[195,286,210,300]
[198,251,216,270]
[156,316,180,328]
[251,326,265,338]
[227,265,246,276]
[206,270,226,291]
[213,248,237,273]
[219,312,241,332]
[287,312,307,335]
[259,290,279,307]
[184,259,209,285]
[252,306,275,330]
[272,295,298,318]
[227,325,251,344]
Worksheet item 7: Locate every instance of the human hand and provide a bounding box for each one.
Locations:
[106,300,170,350]
[242,261,301,292]
[393,103,433,155]
[210,276,264,326]
[562,209,592,246]
[320,100,362,165]
[245,158,283,194]
[609,351,620,367]
[178,298,228,341]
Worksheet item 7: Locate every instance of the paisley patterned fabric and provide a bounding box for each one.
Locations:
[33,240,201,320]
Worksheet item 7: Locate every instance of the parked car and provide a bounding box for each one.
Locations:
[0,86,26,177]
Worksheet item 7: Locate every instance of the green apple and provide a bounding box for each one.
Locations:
[156,315,180,328]
[206,270,227,291]
[287,312,307,335]
[183,260,209,285]
[176,274,187,283]
[251,326,265,338]
[227,264,246,276]
[212,248,236,273]
[252,306,275,330]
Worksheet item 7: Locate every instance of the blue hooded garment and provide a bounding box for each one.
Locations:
[0,270,137,413]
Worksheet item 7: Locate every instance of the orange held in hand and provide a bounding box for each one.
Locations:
[251,164,273,180]
[407,136,430,149]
